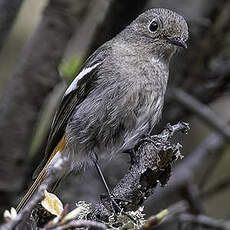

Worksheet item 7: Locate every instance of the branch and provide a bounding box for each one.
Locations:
[91,122,189,221]
[141,201,230,230]
[201,175,230,199]
[0,0,24,51]
[182,183,204,214]
[45,220,107,230]
[178,213,230,230]
[172,88,230,141]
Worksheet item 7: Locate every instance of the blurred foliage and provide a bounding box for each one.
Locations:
[204,147,230,219]
[59,56,83,83]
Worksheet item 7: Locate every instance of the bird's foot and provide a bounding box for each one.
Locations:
[100,194,136,222]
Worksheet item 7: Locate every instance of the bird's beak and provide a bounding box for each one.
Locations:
[167,37,187,49]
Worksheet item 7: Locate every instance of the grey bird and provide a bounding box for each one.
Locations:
[16,8,189,212]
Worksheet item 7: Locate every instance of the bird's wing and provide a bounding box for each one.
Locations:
[33,45,109,178]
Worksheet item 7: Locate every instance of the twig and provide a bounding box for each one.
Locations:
[178,213,230,230]
[172,88,230,142]
[159,121,190,141]
[45,220,107,230]
[197,120,230,189]
[139,200,189,230]
[201,175,230,199]
[0,157,68,230]
[198,150,225,189]
[1,184,48,230]
[182,183,203,214]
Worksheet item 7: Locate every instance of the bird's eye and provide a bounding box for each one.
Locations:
[148,21,158,33]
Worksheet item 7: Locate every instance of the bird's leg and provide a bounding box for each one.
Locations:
[93,155,121,213]
[93,154,137,222]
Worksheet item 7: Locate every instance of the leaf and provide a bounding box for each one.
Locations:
[59,56,83,82]
[41,190,63,217]
[62,206,85,222]
[60,201,91,224]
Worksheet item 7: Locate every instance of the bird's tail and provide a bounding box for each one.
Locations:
[16,166,48,212]
[16,136,66,213]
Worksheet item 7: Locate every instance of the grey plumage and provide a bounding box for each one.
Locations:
[17,8,189,212]
[64,8,188,169]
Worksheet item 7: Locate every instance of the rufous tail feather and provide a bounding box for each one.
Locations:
[16,136,66,212]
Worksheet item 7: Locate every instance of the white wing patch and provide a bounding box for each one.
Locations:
[64,62,101,96]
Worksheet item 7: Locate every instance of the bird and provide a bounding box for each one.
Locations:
[16,8,188,212]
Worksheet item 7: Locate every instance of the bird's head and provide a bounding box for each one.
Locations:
[123,8,189,60]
